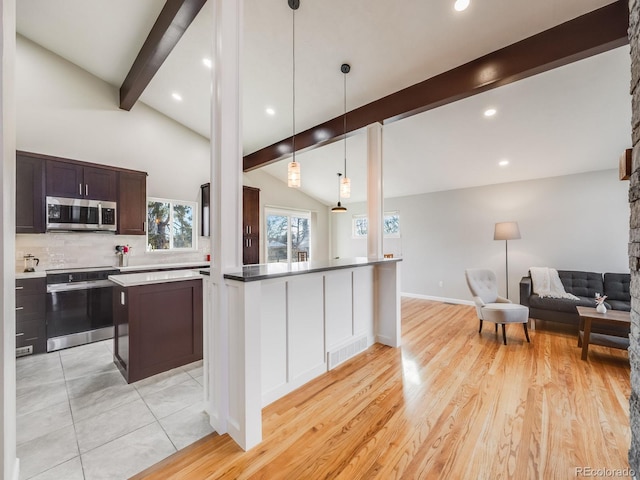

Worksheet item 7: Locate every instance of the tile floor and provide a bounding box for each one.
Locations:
[16,340,214,480]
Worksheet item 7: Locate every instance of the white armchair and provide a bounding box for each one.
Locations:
[465,268,530,345]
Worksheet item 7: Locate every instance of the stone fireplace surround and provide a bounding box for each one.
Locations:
[629,0,640,473]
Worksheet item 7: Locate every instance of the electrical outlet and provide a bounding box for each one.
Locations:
[438,280,443,287]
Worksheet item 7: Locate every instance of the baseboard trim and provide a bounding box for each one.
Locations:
[401,292,474,306]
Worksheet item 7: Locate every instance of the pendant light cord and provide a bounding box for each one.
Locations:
[343,70,347,178]
[292,7,296,161]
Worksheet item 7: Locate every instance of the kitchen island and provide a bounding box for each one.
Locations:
[109,270,204,383]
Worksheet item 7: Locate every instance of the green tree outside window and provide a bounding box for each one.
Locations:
[147,198,197,251]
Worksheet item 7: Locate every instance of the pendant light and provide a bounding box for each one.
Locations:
[340,63,351,198]
[287,0,301,188]
[331,173,347,213]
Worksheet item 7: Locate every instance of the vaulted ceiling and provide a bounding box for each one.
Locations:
[16,0,631,204]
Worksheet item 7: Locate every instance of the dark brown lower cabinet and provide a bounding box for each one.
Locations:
[16,277,47,355]
[113,279,203,383]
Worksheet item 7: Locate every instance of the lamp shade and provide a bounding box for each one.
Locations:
[331,172,347,213]
[331,202,347,213]
[288,160,300,188]
[494,221,521,240]
[340,176,351,198]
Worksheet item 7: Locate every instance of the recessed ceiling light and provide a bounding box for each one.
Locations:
[265,107,276,116]
[499,159,509,167]
[172,92,183,102]
[202,58,212,69]
[484,108,497,117]
[314,129,330,142]
[454,0,470,11]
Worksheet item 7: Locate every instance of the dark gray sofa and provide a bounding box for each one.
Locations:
[520,270,630,336]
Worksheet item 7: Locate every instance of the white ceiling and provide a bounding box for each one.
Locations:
[16,0,630,205]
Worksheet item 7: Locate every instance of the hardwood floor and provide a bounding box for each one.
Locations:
[132,298,631,479]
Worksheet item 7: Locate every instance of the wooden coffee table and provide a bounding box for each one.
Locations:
[576,306,630,361]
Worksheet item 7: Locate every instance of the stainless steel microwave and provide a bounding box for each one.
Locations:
[46,196,117,232]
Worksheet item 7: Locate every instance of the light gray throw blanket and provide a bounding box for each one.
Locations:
[530,267,579,300]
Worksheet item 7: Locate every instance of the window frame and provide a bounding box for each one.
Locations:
[265,206,312,263]
[146,196,198,252]
[352,211,401,238]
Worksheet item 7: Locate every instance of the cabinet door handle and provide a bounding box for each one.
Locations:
[248,238,252,247]
[16,332,24,337]
[15,306,24,311]
[248,225,251,235]
[15,286,23,290]
[79,183,83,195]
[85,184,89,196]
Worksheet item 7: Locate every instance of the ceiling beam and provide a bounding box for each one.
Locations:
[119,0,207,111]
[243,0,629,171]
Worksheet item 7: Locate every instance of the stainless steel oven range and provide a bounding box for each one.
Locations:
[46,266,119,352]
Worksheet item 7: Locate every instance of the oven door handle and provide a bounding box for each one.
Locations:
[47,280,114,293]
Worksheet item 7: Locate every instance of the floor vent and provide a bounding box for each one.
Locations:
[16,345,33,357]
[327,335,368,370]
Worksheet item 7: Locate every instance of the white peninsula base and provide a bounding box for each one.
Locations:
[204,257,401,450]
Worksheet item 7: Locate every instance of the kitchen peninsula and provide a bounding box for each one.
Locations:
[109,270,204,383]
[207,256,402,449]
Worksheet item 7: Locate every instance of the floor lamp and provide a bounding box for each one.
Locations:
[494,221,521,299]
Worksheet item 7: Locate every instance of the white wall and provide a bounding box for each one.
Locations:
[243,169,330,262]
[2,2,18,479]
[333,169,630,302]
[16,35,210,201]
[15,36,330,268]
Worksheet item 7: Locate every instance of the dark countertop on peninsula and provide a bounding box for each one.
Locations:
[203,257,401,283]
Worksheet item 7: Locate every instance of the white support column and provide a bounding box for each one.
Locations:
[1,1,18,479]
[365,122,401,348]
[224,280,262,449]
[366,122,383,260]
[375,261,401,347]
[208,0,244,442]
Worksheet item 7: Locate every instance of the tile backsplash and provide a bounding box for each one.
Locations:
[16,233,210,272]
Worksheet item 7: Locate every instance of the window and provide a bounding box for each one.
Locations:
[147,198,197,251]
[266,208,311,263]
[352,212,400,238]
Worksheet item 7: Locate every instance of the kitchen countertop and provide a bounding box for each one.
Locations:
[15,270,47,279]
[15,261,211,280]
[109,269,204,287]
[222,257,402,282]
[117,261,210,272]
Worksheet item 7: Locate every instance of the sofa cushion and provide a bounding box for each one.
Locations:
[528,294,598,313]
[607,299,631,312]
[603,273,630,302]
[558,270,603,298]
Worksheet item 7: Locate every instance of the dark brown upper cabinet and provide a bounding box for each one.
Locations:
[118,170,147,235]
[16,153,46,234]
[243,186,260,265]
[200,183,210,237]
[17,151,147,235]
[46,159,117,201]
[199,184,260,263]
